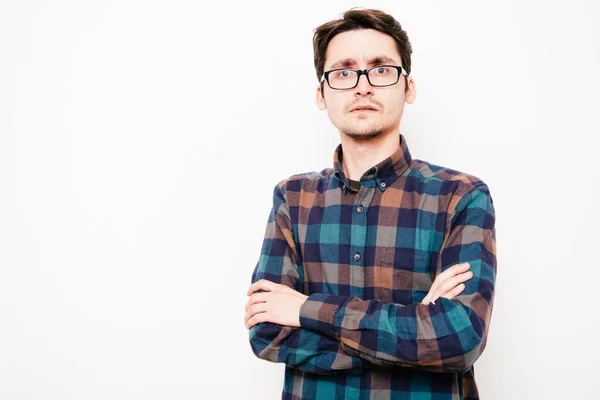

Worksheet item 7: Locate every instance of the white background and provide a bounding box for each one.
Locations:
[1,1,599,399]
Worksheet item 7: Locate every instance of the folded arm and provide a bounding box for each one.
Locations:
[248,182,370,375]
[298,184,497,373]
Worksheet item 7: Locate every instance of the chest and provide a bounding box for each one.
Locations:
[294,187,448,303]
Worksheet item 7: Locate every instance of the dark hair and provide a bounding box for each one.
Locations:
[313,8,412,93]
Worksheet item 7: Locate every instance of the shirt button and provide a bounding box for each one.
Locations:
[357,205,364,213]
[353,253,361,261]
[380,182,387,188]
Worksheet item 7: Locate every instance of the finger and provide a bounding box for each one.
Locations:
[245,292,269,311]
[422,290,434,305]
[247,280,267,295]
[247,279,275,296]
[246,311,269,329]
[426,278,442,301]
[245,305,264,325]
[424,276,446,305]
[245,302,268,324]
[444,270,473,289]
[436,262,470,282]
[434,283,466,303]
[441,283,466,301]
[428,270,465,305]
[428,262,470,297]
[434,268,473,300]
[426,286,441,306]
[434,271,472,299]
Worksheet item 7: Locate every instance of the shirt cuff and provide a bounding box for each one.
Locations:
[299,293,348,340]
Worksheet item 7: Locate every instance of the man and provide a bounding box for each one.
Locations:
[245,8,496,400]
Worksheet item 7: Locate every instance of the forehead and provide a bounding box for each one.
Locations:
[324,29,402,69]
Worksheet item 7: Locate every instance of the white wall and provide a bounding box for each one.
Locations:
[1,1,598,399]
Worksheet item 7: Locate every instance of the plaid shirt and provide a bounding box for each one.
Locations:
[249,134,497,400]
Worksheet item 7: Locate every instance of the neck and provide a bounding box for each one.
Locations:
[340,129,401,181]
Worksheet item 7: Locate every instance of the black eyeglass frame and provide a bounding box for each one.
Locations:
[320,65,409,90]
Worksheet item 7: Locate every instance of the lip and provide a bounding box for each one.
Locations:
[350,105,379,112]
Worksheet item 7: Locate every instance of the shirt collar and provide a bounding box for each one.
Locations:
[333,133,412,194]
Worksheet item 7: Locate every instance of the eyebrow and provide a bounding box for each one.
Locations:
[328,55,398,70]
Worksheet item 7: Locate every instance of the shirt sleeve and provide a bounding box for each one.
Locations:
[298,183,497,373]
[248,182,369,375]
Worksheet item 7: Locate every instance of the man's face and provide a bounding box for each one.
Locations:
[316,29,416,139]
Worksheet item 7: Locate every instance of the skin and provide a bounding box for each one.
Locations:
[244,28,473,330]
[316,28,416,181]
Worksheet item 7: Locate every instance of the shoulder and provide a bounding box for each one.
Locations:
[274,168,336,194]
[409,158,491,197]
[409,159,495,221]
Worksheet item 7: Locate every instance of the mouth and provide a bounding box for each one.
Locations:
[350,106,379,113]
[351,109,378,115]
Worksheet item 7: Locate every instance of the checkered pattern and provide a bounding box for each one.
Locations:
[249,134,496,399]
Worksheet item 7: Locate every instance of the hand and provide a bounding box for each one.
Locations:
[245,279,309,330]
[421,262,473,305]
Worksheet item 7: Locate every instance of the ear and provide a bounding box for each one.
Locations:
[404,75,417,104]
[316,85,326,110]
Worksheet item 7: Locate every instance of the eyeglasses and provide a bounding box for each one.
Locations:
[320,65,408,90]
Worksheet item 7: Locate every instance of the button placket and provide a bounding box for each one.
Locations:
[349,184,374,298]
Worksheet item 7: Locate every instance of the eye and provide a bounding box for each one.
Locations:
[335,70,353,78]
[373,66,390,75]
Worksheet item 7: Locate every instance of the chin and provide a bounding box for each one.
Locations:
[342,130,384,139]
[341,121,386,139]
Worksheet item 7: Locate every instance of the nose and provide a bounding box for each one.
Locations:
[354,72,373,97]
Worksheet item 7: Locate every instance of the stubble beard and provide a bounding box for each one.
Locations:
[340,119,386,140]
